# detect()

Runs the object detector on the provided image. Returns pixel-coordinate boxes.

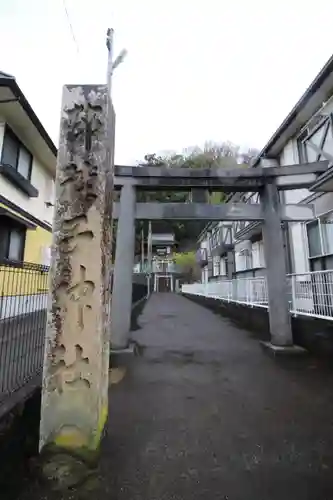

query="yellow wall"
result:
[24,226,52,265]
[0,212,52,297]
[0,264,49,297]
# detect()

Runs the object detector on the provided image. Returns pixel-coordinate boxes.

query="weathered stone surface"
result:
[41,453,92,490]
[113,161,328,191]
[39,85,114,462]
[112,201,315,221]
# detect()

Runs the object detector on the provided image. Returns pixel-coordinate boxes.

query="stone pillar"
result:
[110,183,136,350]
[260,181,293,346]
[190,188,208,202]
[39,85,114,475]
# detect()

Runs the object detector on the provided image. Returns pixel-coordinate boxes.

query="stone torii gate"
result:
[111,161,328,353]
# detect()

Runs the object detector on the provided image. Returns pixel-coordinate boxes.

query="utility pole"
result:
[106,28,114,95]
[106,27,127,99]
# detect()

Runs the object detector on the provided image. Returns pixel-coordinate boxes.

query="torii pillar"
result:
[260,178,305,354]
[110,182,136,350]
[39,84,114,482]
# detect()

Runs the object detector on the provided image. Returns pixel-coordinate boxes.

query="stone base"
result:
[110,343,137,367]
[110,344,136,354]
[39,446,99,491]
[260,341,308,357]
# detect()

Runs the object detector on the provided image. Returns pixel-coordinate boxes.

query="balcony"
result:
[210,226,233,257]
[233,192,261,241]
[234,220,262,241]
[196,248,208,267]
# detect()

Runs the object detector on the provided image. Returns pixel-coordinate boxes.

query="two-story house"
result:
[0,71,57,318]
[0,71,56,265]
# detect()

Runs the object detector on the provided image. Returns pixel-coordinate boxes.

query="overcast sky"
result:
[0,0,332,164]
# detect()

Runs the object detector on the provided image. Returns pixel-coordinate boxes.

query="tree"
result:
[240,148,260,166]
[134,141,258,254]
[173,251,200,282]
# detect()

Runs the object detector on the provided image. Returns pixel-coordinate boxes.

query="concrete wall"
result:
[132,281,149,304]
[288,222,309,274]
[233,268,266,279]
[183,294,333,358]
[279,139,310,275]
[313,192,333,216]
[0,388,41,498]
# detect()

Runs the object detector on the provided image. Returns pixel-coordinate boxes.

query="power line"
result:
[62,0,80,57]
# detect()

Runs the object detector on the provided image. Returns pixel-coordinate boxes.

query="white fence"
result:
[182,270,333,321]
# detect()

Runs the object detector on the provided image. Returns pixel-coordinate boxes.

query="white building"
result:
[198,53,333,286]
[0,70,56,266]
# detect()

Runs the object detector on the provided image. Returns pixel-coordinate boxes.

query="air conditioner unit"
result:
[237,240,252,252]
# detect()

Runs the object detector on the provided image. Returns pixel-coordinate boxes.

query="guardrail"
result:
[0,260,49,416]
[288,270,333,320]
[182,270,333,321]
[133,263,183,274]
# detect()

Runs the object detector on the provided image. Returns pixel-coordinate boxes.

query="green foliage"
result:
[134,142,258,252]
[142,141,258,170]
[173,251,200,282]
[173,251,196,267]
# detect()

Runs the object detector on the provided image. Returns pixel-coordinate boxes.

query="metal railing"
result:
[133,262,183,274]
[0,261,49,412]
[182,277,268,308]
[182,269,333,320]
[288,270,333,320]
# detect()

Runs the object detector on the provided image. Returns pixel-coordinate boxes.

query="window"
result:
[210,226,223,250]
[213,256,220,276]
[0,218,26,262]
[220,257,227,276]
[297,114,333,165]
[1,126,32,180]
[45,178,55,207]
[322,212,333,254]
[306,211,333,258]
[235,249,252,271]
[307,221,321,257]
[252,241,265,268]
[18,146,32,178]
